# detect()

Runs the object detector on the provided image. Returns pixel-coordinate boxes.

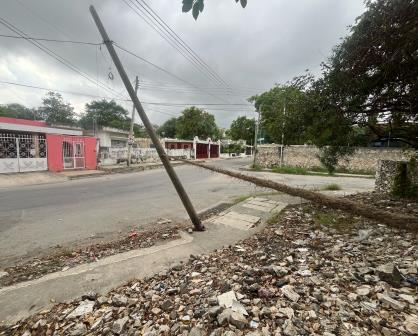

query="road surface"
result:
[0,158,374,266]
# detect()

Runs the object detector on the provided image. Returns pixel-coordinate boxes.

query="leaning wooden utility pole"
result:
[89,5,204,231]
[127,75,139,167]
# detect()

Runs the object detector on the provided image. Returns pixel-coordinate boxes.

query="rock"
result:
[258,287,274,298]
[279,307,294,319]
[281,285,300,302]
[377,293,406,311]
[260,306,272,318]
[151,307,162,315]
[161,299,174,311]
[189,327,205,336]
[191,272,201,278]
[217,290,237,308]
[71,323,87,336]
[356,285,371,296]
[376,263,402,286]
[112,294,128,307]
[404,314,418,334]
[81,291,98,301]
[208,305,223,317]
[282,319,297,336]
[356,229,373,242]
[66,300,95,319]
[218,308,232,326]
[229,311,248,329]
[399,293,415,304]
[112,316,129,334]
[231,299,248,316]
[297,269,312,277]
[0,271,8,279]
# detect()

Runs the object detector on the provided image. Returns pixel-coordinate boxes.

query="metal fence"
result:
[62,136,85,169]
[0,133,47,173]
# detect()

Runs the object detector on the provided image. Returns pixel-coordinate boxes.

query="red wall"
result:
[84,137,97,170]
[210,144,219,158]
[196,143,209,159]
[46,135,97,172]
[0,117,47,127]
[46,134,64,172]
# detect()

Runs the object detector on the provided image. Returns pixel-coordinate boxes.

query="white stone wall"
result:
[257,145,416,173]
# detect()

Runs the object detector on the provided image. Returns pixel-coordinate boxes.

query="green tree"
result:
[320,0,418,147]
[250,76,312,145]
[227,116,255,145]
[157,117,177,138]
[182,0,247,20]
[80,99,129,129]
[79,99,144,137]
[0,103,39,120]
[175,106,219,140]
[38,92,76,125]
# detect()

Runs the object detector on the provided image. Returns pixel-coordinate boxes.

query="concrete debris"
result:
[1,192,418,336]
[217,290,237,308]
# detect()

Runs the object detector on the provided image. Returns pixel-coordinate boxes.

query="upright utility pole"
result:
[252,106,260,167]
[280,102,286,167]
[89,6,204,231]
[127,75,139,166]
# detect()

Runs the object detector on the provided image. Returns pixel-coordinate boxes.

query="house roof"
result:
[0,117,82,136]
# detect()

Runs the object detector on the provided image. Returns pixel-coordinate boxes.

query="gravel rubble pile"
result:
[1,194,418,335]
[0,222,182,288]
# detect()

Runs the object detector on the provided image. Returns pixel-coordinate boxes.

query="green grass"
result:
[314,211,356,233]
[322,183,342,191]
[271,165,309,175]
[250,164,262,171]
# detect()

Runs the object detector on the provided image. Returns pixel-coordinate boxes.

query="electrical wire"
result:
[0,33,103,45]
[0,17,124,100]
[134,0,230,89]
[114,43,232,104]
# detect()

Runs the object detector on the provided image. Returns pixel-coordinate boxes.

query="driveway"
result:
[0,158,374,266]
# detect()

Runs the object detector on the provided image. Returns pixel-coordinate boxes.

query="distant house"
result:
[162,137,220,159]
[0,117,97,173]
[84,126,131,165]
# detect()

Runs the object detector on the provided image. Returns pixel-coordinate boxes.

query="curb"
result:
[69,162,186,180]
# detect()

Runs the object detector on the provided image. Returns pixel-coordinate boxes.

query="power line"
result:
[0,80,129,101]
[123,0,227,89]
[0,17,123,100]
[0,80,254,109]
[0,33,103,45]
[135,0,230,89]
[114,43,230,103]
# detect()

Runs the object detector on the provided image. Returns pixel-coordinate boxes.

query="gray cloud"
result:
[0,0,365,127]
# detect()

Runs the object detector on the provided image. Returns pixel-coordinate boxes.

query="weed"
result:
[322,183,342,191]
[271,166,308,175]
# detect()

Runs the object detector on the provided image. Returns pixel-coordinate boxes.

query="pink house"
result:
[0,117,97,173]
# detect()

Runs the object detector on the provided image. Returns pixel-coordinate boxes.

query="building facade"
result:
[0,117,97,173]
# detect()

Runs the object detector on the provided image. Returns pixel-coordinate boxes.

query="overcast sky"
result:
[0,0,366,128]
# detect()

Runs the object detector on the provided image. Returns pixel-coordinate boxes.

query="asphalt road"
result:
[0,158,374,266]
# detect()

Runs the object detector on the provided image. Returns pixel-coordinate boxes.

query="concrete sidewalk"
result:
[98,161,184,174]
[0,194,299,324]
[0,161,184,188]
[0,172,68,189]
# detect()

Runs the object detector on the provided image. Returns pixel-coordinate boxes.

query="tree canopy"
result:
[0,103,40,120]
[227,116,255,145]
[157,117,177,138]
[176,106,219,140]
[250,0,418,171]
[79,100,145,137]
[182,0,247,19]
[38,92,76,125]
